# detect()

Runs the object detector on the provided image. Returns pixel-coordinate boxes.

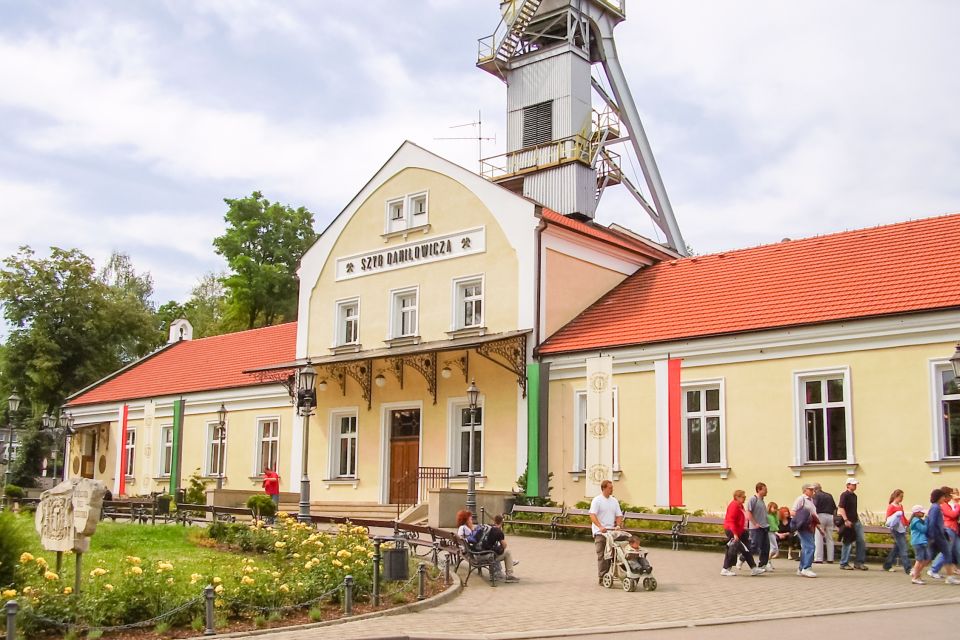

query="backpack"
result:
[467,524,494,552]
[789,507,810,533]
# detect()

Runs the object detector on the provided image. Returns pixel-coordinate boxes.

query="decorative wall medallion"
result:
[587,464,610,484]
[72,457,80,474]
[144,445,151,458]
[589,372,609,393]
[588,418,609,439]
[98,455,107,474]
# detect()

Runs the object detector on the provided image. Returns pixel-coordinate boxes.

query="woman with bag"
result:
[882,489,911,574]
[720,489,764,576]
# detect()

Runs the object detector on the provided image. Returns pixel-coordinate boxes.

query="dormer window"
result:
[384,191,429,235]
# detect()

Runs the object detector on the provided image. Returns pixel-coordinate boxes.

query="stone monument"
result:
[35,478,106,553]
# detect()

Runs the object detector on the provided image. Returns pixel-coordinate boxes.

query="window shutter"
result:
[522,101,553,147]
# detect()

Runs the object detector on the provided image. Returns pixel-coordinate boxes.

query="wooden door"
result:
[388,409,420,504]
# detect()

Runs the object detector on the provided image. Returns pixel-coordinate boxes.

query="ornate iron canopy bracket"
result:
[396,352,438,405]
[475,334,528,397]
[325,360,373,410]
[387,357,405,389]
[248,369,298,404]
[442,352,469,383]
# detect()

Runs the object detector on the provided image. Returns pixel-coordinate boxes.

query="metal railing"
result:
[394,466,450,519]
[480,134,591,181]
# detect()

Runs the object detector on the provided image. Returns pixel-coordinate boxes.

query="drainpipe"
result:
[533,208,547,351]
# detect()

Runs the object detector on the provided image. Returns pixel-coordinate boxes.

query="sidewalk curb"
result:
[194,572,463,639]
[381,595,960,640]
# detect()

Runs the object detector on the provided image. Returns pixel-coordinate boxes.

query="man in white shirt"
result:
[589,479,624,584]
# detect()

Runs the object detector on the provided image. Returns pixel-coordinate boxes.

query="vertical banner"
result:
[117,405,129,496]
[584,355,614,497]
[655,358,684,507]
[525,362,551,498]
[169,398,185,496]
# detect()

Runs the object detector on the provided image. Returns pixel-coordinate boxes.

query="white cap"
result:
[846,478,859,485]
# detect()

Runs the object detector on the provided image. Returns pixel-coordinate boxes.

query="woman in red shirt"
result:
[721,489,764,576]
[882,489,911,574]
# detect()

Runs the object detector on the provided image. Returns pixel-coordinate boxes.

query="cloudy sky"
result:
[2,0,958,306]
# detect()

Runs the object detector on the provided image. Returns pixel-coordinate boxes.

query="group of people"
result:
[455,509,520,583]
[721,479,960,585]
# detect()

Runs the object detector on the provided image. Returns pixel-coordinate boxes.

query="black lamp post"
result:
[465,379,480,523]
[216,403,227,491]
[296,363,318,524]
[4,392,22,488]
[950,343,960,380]
[41,409,75,483]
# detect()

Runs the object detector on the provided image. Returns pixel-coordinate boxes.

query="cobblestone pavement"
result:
[262,535,960,640]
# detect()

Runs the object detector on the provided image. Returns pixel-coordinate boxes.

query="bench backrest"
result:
[563,508,591,517]
[623,511,684,524]
[510,505,563,516]
[684,515,724,526]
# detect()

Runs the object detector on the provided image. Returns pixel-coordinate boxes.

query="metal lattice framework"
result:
[475,333,528,397]
[247,368,298,403]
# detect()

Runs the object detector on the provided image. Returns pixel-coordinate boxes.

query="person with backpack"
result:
[468,515,519,583]
[791,482,821,578]
[882,489,911,574]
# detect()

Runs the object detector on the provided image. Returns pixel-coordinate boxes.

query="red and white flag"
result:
[655,358,683,507]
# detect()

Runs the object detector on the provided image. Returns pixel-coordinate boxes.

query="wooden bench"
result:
[456,536,501,586]
[174,503,254,525]
[503,504,564,538]
[552,507,594,538]
[676,515,727,546]
[861,524,895,554]
[622,511,686,550]
[102,500,155,523]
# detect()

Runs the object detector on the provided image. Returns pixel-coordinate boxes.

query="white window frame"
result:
[448,396,485,477]
[329,408,359,479]
[572,387,620,472]
[159,424,173,477]
[205,421,227,477]
[407,191,428,226]
[334,297,360,346]
[793,367,854,465]
[0,431,20,464]
[255,417,281,476]
[930,360,960,461]
[124,429,136,477]
[680,379,727,469]
[451,274,484,330]
[389,286,419,339]
[385,197,405,234]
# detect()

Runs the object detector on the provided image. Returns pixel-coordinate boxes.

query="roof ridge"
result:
[670,211,960,263]
[182,321,297,344]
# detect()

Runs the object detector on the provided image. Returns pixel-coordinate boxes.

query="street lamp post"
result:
[41,409,75,483]
[465,379,480,523]
[950,343,960,380]
[4,393,22,488]
[216,403,227,491]
[296,363,318,524]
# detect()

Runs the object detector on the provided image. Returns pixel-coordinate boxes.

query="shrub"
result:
[246,495,277,519]
[3,484,25,499]
[0,511,32,587]
[514,466,555,507]
[184,470,209,505]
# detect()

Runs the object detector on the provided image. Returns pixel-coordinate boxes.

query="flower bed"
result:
[2,513,448,638]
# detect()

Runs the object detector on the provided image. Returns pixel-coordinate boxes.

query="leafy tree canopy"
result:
[213,191,317,330]
[157,271,228,339]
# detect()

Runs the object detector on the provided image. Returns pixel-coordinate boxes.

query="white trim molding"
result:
[792,366,854,469]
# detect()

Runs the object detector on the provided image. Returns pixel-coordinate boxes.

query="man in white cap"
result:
[838,478,868,570]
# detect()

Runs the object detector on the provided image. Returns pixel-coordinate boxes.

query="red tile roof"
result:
[540,208,677,259]
[67,322,297,406]
[539,213,960,355]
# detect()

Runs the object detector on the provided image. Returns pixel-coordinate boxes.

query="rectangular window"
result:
[454,278,483,329]
[385,192,429,234]
[454,404,483,475]
[207,423,226,476]
[335,298,359,346]
[160,425,173,476]
[938,366,960,458]
[682,385,723,467]
[797,370,851,463]
[124,430,136,476]
[523,101,553,147]
[391,288,419,338]
[572,388,620,472]
[331,411,358,478]
[408,192,428,221]
[257,419,280,475]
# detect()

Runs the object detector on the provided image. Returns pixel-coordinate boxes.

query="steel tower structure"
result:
[478,0,687,255]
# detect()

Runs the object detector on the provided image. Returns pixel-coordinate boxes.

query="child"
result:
[625,535,652,575]
[767,502,781,568]
[777,506,797,560]
[909,504,929,585]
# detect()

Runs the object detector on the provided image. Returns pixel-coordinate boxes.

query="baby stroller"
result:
[600,531,658,592]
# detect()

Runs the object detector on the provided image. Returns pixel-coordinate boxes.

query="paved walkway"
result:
[261,536,960,639]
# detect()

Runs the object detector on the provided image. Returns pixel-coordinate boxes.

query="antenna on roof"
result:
[434,110,496,173]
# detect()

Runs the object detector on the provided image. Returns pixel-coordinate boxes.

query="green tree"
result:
[157,271,228,339]
[213,191,317,330]
[0,247,161,482]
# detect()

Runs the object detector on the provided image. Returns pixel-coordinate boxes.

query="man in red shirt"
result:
[262,467,280,509]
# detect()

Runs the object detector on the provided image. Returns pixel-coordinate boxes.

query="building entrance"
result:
[388,408,420,505]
